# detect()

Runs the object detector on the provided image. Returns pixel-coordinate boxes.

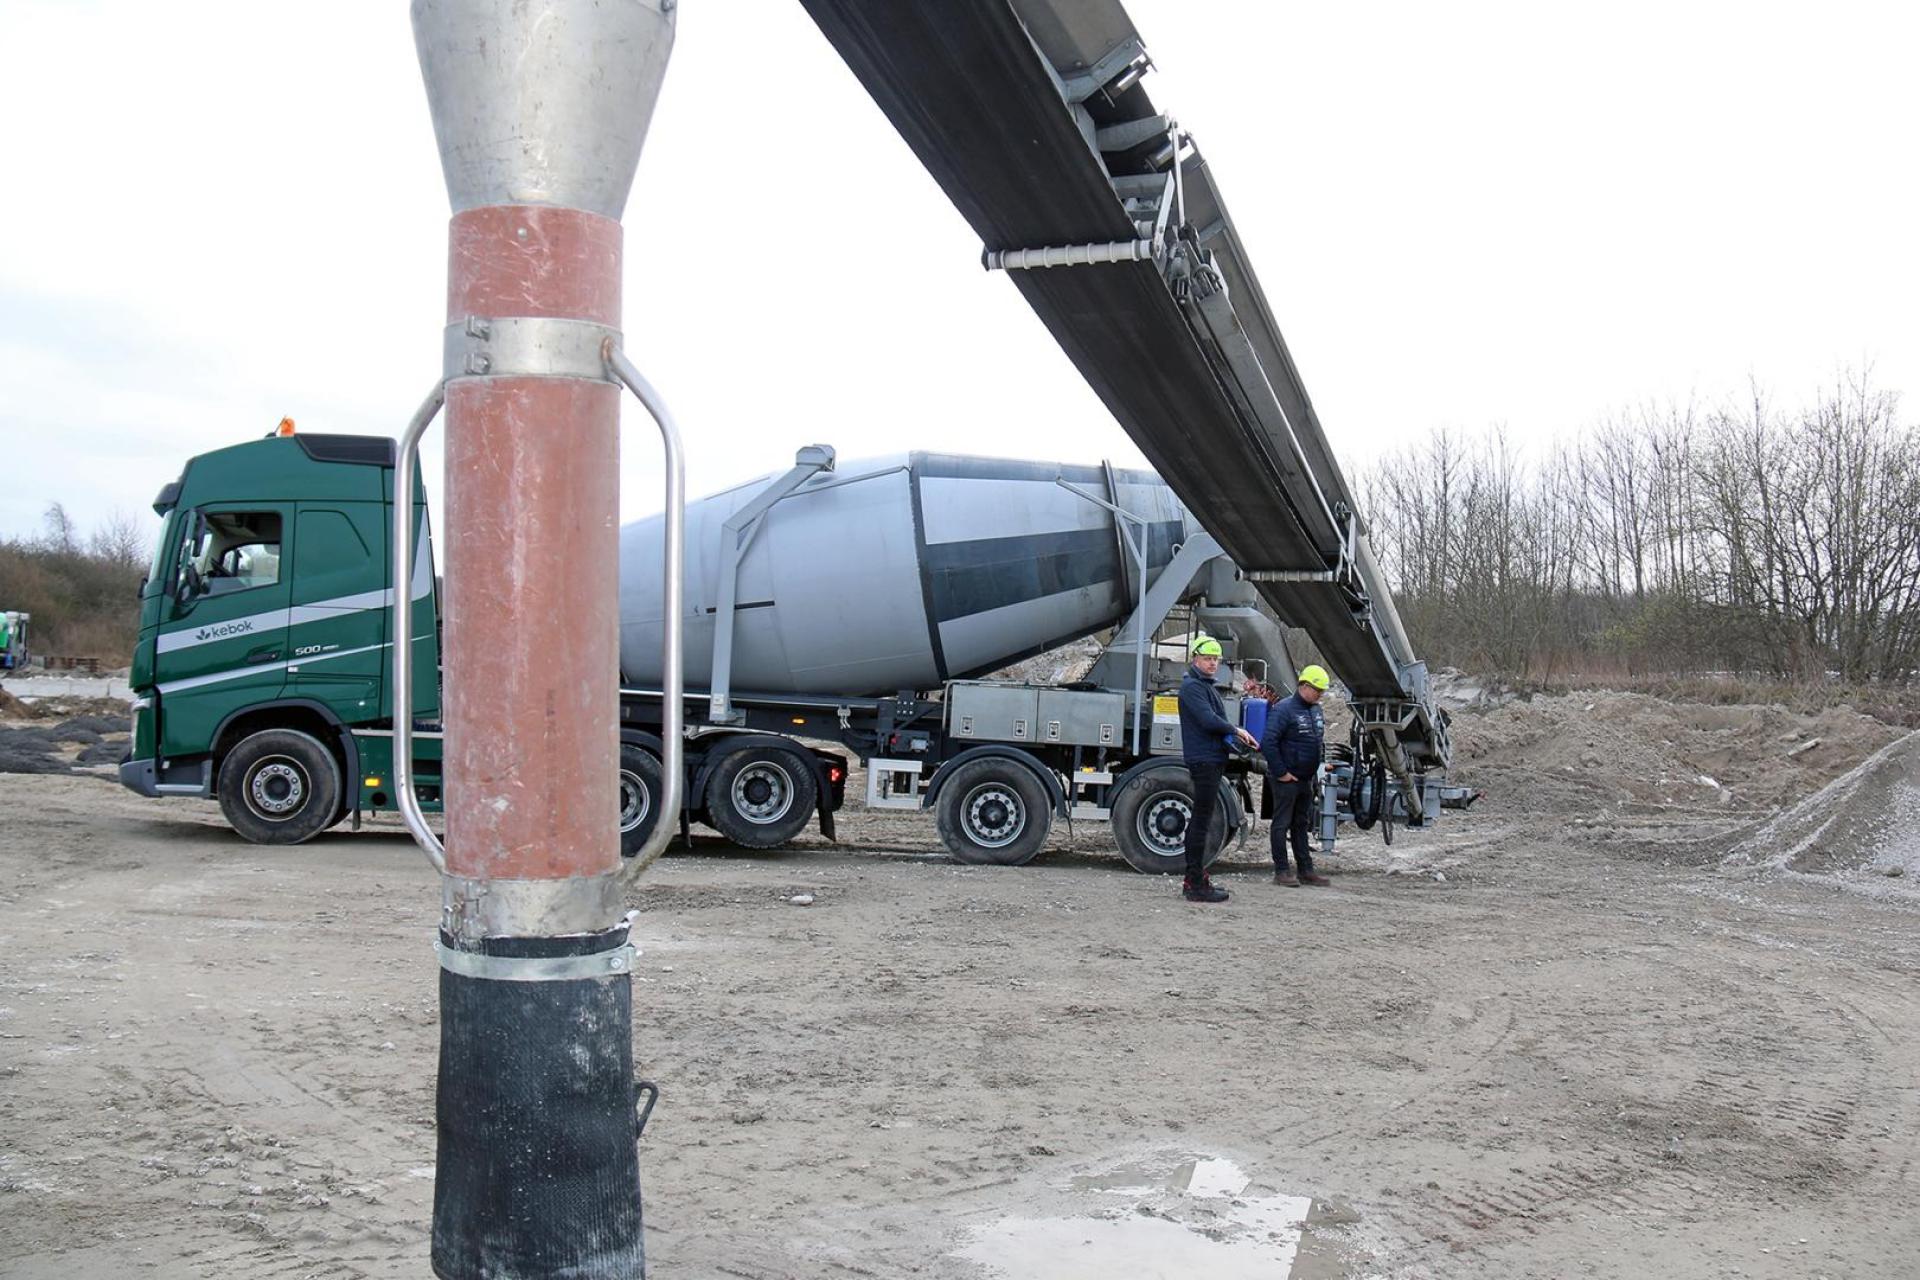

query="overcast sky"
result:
[1,1,1914,545]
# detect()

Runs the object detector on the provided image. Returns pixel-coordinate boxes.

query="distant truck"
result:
[0,611,27,670]
[120,428,1460,870]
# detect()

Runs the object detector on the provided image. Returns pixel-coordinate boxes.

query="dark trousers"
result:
[1269,777,1316,876]
[1184,761,1224,881]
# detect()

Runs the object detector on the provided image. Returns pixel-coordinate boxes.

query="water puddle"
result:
[955,1154,1359,1279]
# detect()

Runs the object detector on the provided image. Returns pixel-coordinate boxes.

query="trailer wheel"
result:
[216,728,342,846]
[1110,763,1233,875]
[618,743,664,859]
[934,757,1052,866]
[705,745,817,849]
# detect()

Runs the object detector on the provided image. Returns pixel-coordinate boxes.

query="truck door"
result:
[284,504,388,721]
[154,505,294,760]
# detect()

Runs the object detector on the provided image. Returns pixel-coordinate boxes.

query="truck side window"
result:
[199,512,283,596]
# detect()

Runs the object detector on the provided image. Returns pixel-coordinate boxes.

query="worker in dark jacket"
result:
[1262,664,1333,886]
[1177,636,1258,904]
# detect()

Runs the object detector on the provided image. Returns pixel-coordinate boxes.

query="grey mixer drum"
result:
[617,452,1200,695]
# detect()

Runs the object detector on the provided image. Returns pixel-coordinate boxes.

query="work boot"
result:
[1300,873,1333,887]
[1182,875,1230,904]
[1272,871,1299,886]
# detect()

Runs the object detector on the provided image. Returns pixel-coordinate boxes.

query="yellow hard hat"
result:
[1298,663,1331,690]
[1191,635,1223,657]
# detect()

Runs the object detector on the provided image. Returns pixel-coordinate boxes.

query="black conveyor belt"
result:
[797,0,1429,721]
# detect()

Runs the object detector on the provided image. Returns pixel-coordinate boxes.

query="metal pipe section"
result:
[412,1,674,1276]
[1126,521,1147,756]
[390,381,447,875]
[983,239,1158,270]
[704,445,834,727]
[1351,529,1421,674]
[607,346,685,885]
[1171,129,1187,228]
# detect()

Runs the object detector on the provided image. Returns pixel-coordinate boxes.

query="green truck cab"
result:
[122,431,443,842]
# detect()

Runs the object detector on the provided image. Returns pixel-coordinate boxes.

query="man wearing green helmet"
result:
[1176,634,1258,904]
[1262,663,1333,886]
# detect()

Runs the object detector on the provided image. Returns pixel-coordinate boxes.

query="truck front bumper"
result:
[118,755,212,798]
[119,755,158,797]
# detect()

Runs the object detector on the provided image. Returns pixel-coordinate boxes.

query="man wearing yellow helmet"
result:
[1261,663,1333,887]
[1176,635,1258,904]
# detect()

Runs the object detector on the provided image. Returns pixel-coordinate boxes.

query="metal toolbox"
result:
[1036,688,1125,747]
[1149,689,1243,755]
[947,682,1040,743]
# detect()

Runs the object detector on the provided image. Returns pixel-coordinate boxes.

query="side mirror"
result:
[174,562,205,612]
[171,509,209,613]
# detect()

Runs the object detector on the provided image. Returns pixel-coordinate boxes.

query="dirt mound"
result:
[51,714,130,737]
[990,636,1106,685]
[1723,731,1920,897]
[1429,666,1520,712]
[0,710,133,775]
[22,695,130,721]
[75,740,130,767]
[1447,690,1905,817]
[0,742,69,774]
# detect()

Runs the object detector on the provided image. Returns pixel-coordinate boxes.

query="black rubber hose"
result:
[1352,753,1386,830]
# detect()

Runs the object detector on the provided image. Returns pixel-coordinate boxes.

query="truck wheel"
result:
[216,729,342,846]
[1110,763,1233,875]
[618,743,664,859]
[934,757,1052,866]
[704,745,817,849]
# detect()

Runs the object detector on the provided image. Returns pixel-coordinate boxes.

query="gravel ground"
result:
[2,749,1918,1278]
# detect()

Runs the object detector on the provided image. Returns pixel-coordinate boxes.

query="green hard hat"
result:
[1191,635,1223,658]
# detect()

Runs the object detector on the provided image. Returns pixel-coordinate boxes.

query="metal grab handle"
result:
[633,1079,660,1138]
[605,341,685,884]
[393,381,449,875]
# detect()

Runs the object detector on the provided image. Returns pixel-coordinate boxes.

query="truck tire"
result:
[618,743,664,859]
[216,728,342,846]
[704,745,817,849]
[934,757,1052,866]
[1110,763,1233,876]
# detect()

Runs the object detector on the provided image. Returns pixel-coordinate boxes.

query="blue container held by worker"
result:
[1242,696,1268,743]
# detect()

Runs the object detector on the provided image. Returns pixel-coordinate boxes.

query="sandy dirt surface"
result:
[4,697,1920,1278]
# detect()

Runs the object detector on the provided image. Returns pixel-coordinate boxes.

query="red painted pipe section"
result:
[442,204,622,883]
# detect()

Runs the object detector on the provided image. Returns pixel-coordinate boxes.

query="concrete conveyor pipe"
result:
[411,0,674,1275]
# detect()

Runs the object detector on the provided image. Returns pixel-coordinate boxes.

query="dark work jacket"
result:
[1262,691,1325,780]
[1177,664,1235,765]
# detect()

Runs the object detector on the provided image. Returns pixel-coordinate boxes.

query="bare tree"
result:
[1356,374,1920,684]
[40,502,78,554]
[87,510,149,572]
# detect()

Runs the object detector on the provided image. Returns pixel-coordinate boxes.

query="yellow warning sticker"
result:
[1152,694,1180,724]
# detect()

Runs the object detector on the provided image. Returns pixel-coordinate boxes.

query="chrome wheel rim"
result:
[961,781,1026,849]
[619,768,651,832]
[1139,789,1191,855]
[731,760,796,826]
[246,756,307,821]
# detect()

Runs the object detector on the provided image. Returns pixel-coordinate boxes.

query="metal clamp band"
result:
[444,315,622,382]
[436,939,636,983]
[441,872,626,946]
